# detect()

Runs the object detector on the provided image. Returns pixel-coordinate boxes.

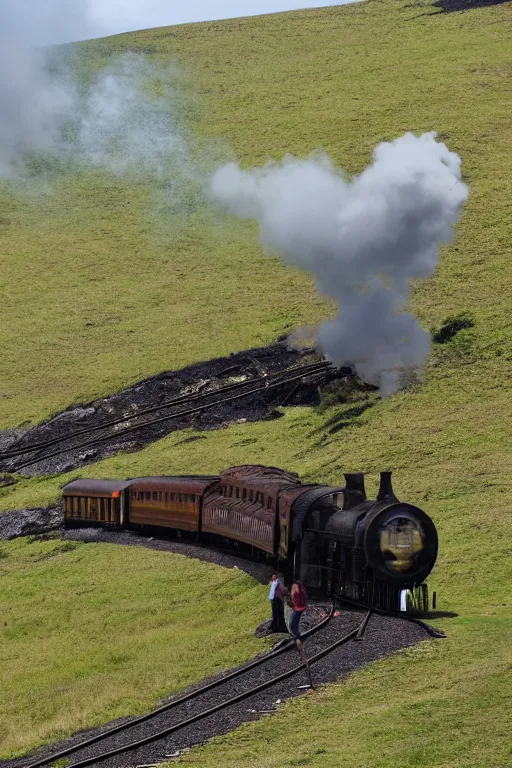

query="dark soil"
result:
[2,607,434,768]
[0,342,356,478]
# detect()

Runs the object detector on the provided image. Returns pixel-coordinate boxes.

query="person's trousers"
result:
[288,608,304,639]
[271,598,286,632]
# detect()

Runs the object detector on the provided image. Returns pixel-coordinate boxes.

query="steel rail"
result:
[23,603,334,768]
[12,364,333,472]
[61,610,371,768]
[1,361,331,465]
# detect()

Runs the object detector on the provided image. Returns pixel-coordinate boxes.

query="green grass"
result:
[1,0,512,765]
[0,535,269,758]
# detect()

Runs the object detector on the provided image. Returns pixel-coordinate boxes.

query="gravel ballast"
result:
[63,527,276,584]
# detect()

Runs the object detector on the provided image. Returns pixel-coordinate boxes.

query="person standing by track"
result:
[268,574,287,633]
[288,581,308,640]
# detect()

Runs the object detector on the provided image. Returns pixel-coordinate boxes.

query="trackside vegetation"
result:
[0,0,511,765]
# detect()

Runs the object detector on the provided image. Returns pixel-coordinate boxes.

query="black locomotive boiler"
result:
[63,465,438,613]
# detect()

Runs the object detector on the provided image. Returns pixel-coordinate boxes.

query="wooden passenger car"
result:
[128,476,218,532]
[202,466,301,556]
[63,479,132,527]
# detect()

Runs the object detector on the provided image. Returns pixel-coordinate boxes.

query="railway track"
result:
[11,604,383,768]
[0,360,335,473]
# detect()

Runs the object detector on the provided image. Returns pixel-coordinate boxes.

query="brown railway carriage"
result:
[128,476,218,532]
[200,466,345,562]
[62,467,347,559]
[63,479,132,527]
[201,465,301,555]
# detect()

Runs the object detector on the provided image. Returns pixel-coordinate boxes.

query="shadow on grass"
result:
[421,610,459,619]
[433,0,510,11]
[322,400,376,435]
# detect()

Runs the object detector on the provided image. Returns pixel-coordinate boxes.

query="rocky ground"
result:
[0,506,63,540]
[433,0,508,10]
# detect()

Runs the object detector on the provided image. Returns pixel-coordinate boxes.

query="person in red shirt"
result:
[288,581,307,639]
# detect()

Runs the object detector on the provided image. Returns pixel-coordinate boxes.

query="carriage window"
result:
[90,498,98,519]
[236,487,240,499]
[242,489,247,499]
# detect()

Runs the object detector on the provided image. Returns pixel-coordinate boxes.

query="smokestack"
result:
[343,472,367,510]
[377,471,398,502]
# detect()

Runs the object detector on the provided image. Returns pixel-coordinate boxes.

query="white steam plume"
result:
[0,1,100,177]
[210,132,469,394]
[76,54,185,176]
[0,3,183,180]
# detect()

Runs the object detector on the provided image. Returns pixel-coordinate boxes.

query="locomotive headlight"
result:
[364,503,438,586]
[379,517,424,573]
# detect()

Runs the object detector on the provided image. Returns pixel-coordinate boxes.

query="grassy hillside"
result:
[0,536,269,758]
[1,0,512,765]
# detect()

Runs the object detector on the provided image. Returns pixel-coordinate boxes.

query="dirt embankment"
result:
[0,342,357,478]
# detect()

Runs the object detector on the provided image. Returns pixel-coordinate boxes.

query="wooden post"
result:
[295,639,313,689]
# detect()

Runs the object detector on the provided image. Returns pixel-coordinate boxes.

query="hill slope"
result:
[1,0,511,765]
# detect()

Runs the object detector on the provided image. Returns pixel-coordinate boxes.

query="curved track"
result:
[0,360,333,473]
[4,605,438,768]
[18,603,336,768]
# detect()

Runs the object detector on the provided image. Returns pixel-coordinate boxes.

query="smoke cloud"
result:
[0,1,97,177]
[75,54,185,176]
[210,132,469,394]
[0,2,183,180]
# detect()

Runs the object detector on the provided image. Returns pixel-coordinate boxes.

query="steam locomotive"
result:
[62,465,438,613]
